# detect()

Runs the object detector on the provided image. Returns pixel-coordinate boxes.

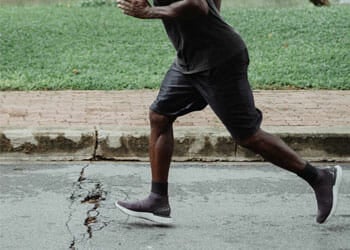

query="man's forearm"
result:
[117,0,208,20]
[147,0,209,19]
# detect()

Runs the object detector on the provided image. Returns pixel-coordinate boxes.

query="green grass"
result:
[0,0,75,5]
[0,5,349,90]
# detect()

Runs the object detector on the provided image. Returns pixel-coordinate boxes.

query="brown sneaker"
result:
[312,165,342,224]
[115,192,173,225]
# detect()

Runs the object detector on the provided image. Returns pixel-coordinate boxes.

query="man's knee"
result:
[149,110,174,131]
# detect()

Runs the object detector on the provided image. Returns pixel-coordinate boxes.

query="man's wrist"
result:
[146,6,155,18]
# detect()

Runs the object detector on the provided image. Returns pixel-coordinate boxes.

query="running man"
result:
[115,0,342,225]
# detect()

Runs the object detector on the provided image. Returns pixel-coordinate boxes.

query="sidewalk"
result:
[0,90,350,161]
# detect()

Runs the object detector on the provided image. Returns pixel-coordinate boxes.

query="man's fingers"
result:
[118,4,131,12]
[118,0,133,5]
[117,0,133,9]
[116,0,150,18]
[117,2,136,16]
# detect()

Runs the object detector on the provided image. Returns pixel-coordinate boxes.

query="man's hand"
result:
[309,0,330,6]
[117,0,152,19]
[117,0,208,20]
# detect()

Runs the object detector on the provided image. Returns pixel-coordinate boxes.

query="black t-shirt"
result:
[153,0,246,74]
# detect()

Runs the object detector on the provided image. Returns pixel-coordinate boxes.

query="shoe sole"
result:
[325,165,343,223]
[115,201,173,225]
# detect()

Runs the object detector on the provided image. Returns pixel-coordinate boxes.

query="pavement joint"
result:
[92,129,99,160]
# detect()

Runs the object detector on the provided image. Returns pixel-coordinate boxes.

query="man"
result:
[115,0,342,225]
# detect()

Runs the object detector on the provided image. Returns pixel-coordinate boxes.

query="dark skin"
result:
[116,0,329,18]
[117,0,307,183]
[117,0,209,19]
[147,112,306,182]
[309,0,330,6]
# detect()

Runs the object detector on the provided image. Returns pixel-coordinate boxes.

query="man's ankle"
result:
[151,181,168,196]
[297,163,322,186]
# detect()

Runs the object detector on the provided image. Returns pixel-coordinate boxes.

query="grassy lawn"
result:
[0,3,349,90]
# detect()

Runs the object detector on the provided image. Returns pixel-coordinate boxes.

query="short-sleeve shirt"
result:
[153,0,246,74]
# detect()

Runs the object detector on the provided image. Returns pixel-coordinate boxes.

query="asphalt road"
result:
[0,162,349,250]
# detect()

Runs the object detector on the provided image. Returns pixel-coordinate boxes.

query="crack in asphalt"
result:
[66,164,89,249]
[81,183,107,239]
[66,163,109,249]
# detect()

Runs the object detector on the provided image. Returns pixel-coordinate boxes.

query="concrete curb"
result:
[0,128,96,161]
[1,126,350,162]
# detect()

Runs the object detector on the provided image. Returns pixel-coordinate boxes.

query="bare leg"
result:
[236,128,343,223]
[236,128,306,173]
[116,118,342,225]
[149,110,174,182]
[115,111,174,225]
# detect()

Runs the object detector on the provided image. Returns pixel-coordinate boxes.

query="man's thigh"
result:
[150,64,208,117]
[195,50,262,140]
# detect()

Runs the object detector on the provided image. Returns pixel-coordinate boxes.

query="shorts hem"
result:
[149,104,178,119]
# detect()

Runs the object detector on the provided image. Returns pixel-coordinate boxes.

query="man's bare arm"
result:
[117,0,209,19]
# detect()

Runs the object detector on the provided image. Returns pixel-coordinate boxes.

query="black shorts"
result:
[150,49,262,140]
